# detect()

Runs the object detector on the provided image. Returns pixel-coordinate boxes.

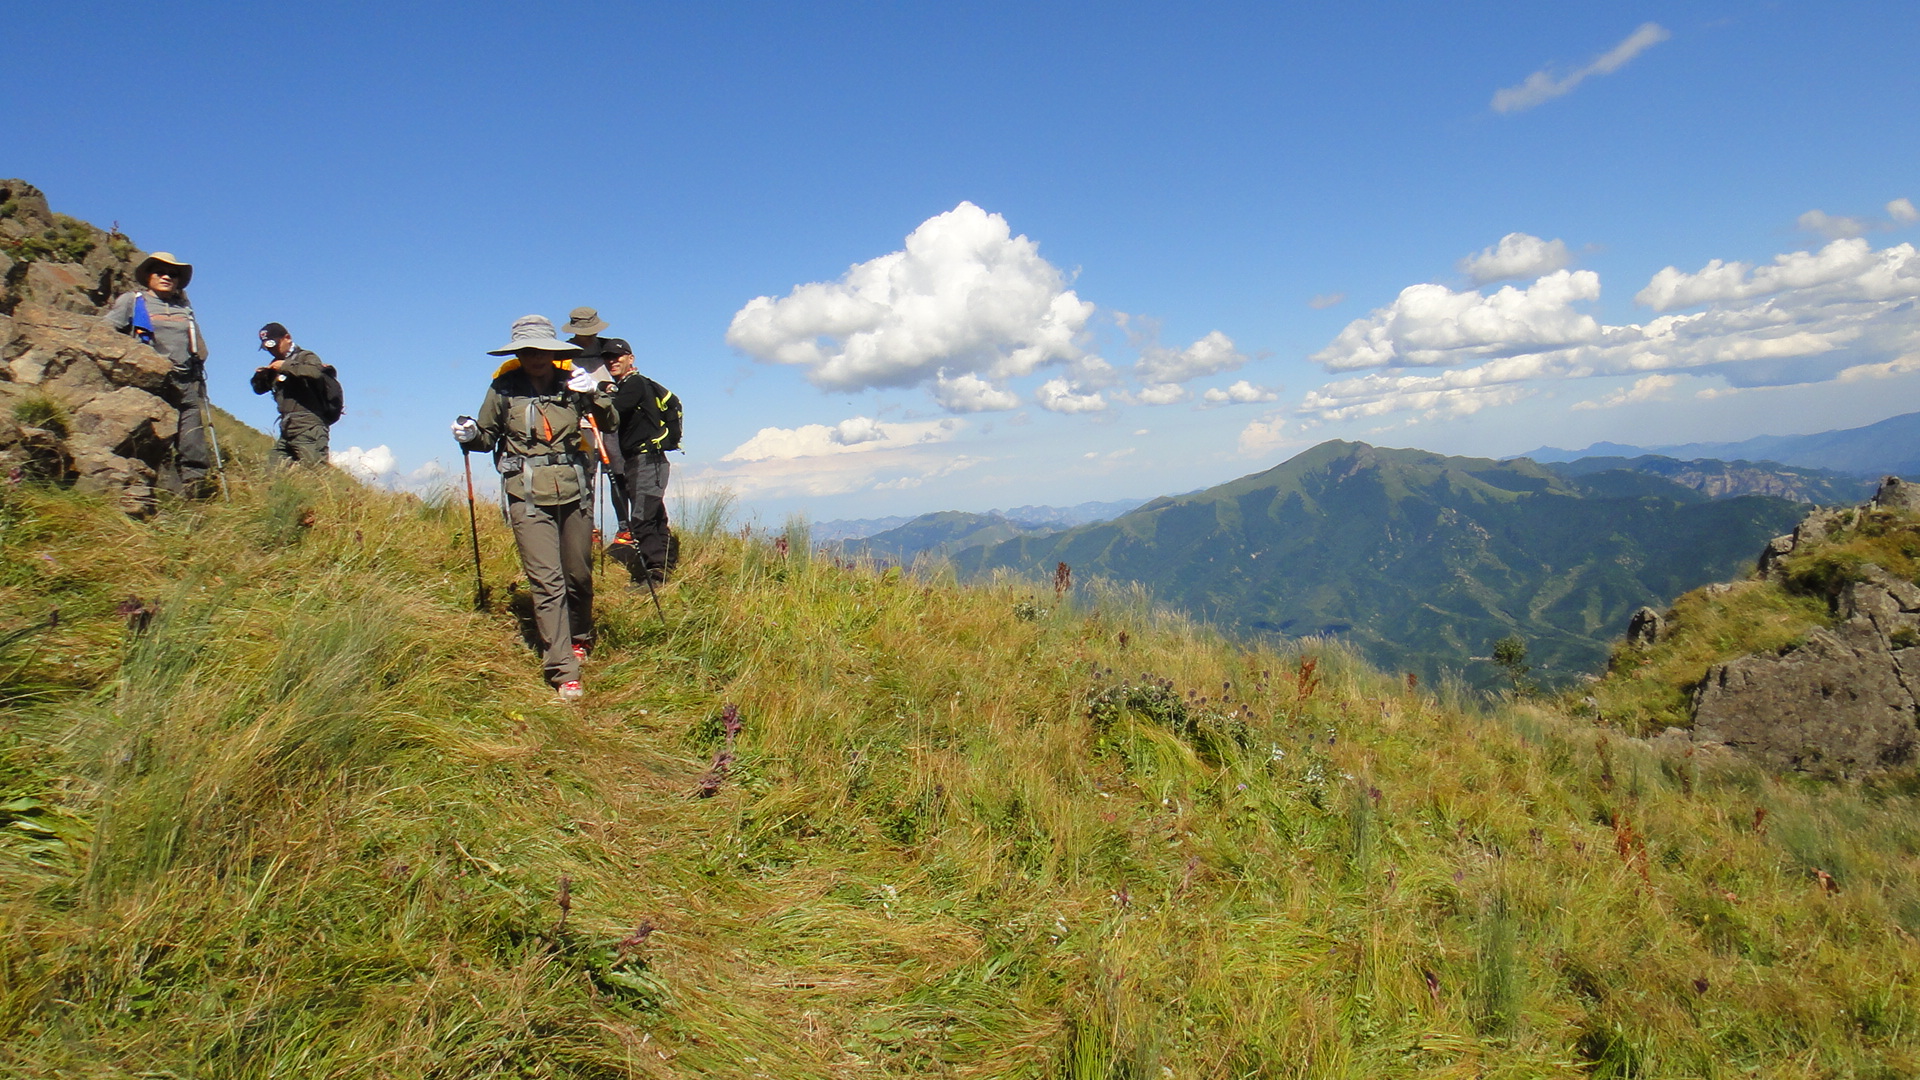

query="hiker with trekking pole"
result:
[452,315,615,702]
[102,252,219,498]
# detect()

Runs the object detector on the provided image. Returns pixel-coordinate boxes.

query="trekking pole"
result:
[203,397,231,502]
[583,416,611,575]
[461,450,489,610]
[636,553,666,623]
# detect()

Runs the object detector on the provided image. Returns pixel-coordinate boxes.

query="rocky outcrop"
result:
[1673,478,1920,778]
[1,179,178,515]
[1625,606,1664,648]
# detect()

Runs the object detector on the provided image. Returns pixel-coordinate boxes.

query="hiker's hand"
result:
[451,416,480,443]
[566,368,597,394]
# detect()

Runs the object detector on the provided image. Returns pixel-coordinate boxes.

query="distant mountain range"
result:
[1519,410,1920,476]
[948,442,1808,687]
[814,498,1143,542]
[1541,455,1873,505]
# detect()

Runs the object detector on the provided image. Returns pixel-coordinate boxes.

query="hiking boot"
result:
[609,530,635,548]
[557,680,584,702]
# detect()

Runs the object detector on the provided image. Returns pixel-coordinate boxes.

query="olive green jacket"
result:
[459,369,616,506]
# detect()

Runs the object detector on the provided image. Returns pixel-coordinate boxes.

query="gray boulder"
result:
[1687,510,1920,777]
[1,179,185,516]
[1873,475,1920,513]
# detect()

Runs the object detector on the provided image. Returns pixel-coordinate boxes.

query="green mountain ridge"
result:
[954,440,1810,685]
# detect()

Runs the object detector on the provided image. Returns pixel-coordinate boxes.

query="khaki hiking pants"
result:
[508,497,595,687]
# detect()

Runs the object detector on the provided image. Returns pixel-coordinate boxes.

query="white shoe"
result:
[557,680,584,702]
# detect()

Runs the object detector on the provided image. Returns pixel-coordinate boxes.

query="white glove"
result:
[566,368,598,394]
[451,416,480,443]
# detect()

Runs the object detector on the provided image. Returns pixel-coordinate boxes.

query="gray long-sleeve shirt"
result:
[102,289,207,373]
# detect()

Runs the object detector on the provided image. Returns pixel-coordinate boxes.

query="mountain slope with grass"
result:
[952,441,1808,688]
[4,426,1920,1077]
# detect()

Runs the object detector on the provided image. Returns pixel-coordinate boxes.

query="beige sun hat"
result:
[486,314,585,356]
[563,306,608,336]
[134,251,193,287]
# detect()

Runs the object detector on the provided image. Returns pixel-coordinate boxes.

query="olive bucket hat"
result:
[134,251,193,287]
[563,306,608,336]
[486,314,584,356]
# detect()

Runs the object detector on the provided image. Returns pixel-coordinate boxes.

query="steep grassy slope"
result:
[3,439,1920,1077]
[954,441,1807,687]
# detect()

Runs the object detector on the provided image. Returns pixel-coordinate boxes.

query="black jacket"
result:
[249,346,333,420]
[611,373,681,456]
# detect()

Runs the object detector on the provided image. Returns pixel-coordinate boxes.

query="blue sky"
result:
[12,1,1918,522]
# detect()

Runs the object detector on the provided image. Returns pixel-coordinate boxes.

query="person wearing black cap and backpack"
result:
[250,322,343,465]
[603,337,682,582]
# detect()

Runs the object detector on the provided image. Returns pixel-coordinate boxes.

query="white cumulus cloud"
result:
[1891,198,1920,227]
[1798,209,1874,241]
[931,371,1021,412]
[1203,380,1280,405]
[1311,270,1604,372]
[1492,23,1671,114]
[1296,236,1920,424]
[722,416,962,463]
[1035,378,1107,414]
[1134,330,1248,384]
[1837,353,1920,382]
[1635,238,1914,311]
[1459,233,1572,285]
[331,444,396,481]
[1571,373,1680,411]
[725,202,1094,407]
[1129,383,1191,406]
[1237,414,1293,457]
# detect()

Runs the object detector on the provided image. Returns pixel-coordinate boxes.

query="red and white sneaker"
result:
[572,643,589,661]
[557,680,584,702]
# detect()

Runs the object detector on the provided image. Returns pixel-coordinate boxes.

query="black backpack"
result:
[630,376,681,451]
[319,364,345,424]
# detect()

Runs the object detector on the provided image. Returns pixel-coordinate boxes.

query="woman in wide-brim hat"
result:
[102,251,213,496]
[453,315,617,701]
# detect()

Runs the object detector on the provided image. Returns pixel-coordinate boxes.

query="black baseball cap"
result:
[601,337,633,358]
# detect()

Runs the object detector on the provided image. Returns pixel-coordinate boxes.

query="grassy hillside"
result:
[4,434,1920,1077]
[954,441,1807,688]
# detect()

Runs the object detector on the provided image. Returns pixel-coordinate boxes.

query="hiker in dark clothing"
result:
[250,322,338,465]
[605,338,681,582]
[453,315,616,701]
[562,306,627,528]
[102,252,212,495]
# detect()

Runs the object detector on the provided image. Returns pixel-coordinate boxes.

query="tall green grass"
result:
[0,460,1917,1077]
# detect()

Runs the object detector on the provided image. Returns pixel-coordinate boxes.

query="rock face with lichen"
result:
[1681,478,1920,778]
[1,179,180,515]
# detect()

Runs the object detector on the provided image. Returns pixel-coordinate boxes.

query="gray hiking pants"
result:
[172,370,212,487]
[507,497,595,686]
[621,453,672,575]
[274,411,331,466]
